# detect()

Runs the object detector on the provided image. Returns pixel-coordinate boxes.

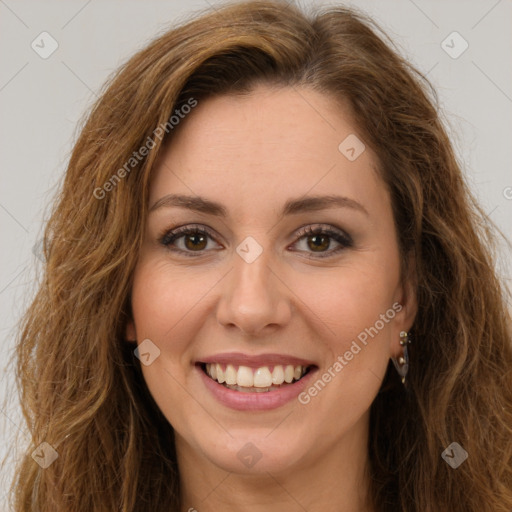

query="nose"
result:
[215,248,292,337]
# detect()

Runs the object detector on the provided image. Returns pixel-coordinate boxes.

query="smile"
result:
[196,352,318,410]
[202,363,311,392]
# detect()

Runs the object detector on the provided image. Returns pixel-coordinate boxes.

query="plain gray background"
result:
[1,0,511,505]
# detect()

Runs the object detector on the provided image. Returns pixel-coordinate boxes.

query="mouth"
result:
[199,362,314,393]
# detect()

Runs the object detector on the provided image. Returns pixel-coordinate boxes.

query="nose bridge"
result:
[215,241,291,335]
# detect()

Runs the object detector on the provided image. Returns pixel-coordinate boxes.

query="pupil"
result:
[309,234,329,251]
[186,233,207,250]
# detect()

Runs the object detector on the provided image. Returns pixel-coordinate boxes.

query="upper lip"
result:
[198,352,317,368]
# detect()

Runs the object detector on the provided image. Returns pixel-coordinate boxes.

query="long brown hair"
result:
[5,1,512,510]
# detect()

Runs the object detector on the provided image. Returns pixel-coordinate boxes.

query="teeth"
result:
[205,363,308,389]
[216,364,225,384]
[284,365,294,383]
[225,364,237,385]
[272,365,284,385]
[237,366,253,387]
[253,367,272,387]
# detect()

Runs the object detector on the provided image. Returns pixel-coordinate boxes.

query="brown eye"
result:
[307,234,331,252]
[160,225,221,256]
[184,232,208,251]
[291,225,353,259]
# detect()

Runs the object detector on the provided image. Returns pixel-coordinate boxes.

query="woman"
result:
[6,1,512,510]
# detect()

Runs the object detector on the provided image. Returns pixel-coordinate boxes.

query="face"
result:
[126,85,416,476]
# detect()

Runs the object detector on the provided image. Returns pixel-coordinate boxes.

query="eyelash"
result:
[158,223,353,259]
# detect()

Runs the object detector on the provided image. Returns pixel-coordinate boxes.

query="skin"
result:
[126,85,417,512]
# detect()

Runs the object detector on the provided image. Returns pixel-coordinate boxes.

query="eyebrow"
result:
[149,193,369,217]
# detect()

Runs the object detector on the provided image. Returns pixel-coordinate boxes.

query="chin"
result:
[196,427,310,475]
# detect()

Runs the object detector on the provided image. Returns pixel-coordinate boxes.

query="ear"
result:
[391,250,418,357]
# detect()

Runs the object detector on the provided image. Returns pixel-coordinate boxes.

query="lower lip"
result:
[198,365,317,411]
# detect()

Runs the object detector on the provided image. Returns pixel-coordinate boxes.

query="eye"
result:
[159,224,221,257]
[290,224,353,258]
[158,223,353,258]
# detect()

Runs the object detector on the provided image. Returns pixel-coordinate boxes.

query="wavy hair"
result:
[5,1,512,510]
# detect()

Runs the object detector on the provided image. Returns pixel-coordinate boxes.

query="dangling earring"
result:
[392,331,411,384]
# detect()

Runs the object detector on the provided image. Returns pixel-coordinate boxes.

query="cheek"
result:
[128,262,205,418]
[129,260,217,346]
[294,260,398,343]
[291,258,400,412]
[295,270,397,411]
[129,260,210,427]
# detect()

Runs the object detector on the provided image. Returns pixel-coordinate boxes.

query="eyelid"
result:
[158,223,353,258]
[158,224,222,256]
[289,224,353,259]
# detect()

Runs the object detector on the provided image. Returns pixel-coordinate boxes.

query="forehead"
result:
[149,86,386,220]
